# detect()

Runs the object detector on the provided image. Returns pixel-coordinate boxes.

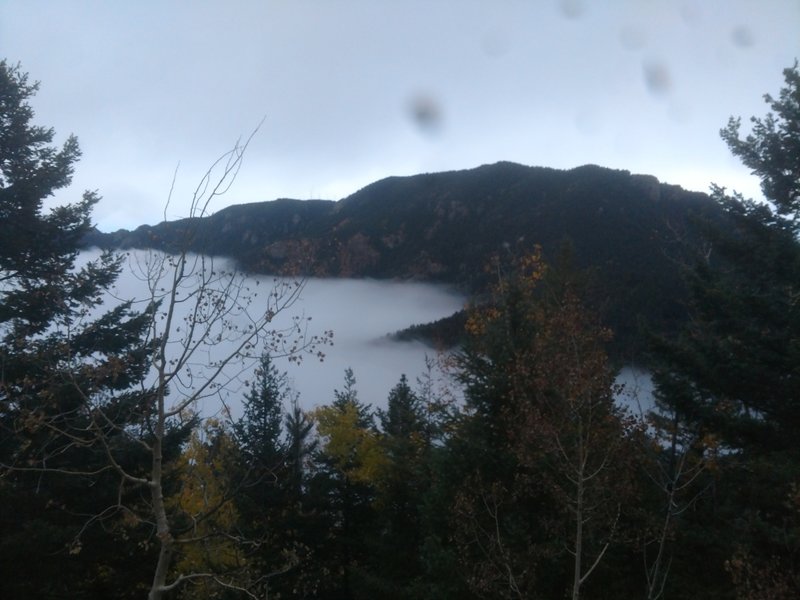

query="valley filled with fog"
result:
[84,249,465,418]
[81,249,655,420]
[255,277,466,414]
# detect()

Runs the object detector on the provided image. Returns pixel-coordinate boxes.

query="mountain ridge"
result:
[84,161,727,355]
[88,162,710,276]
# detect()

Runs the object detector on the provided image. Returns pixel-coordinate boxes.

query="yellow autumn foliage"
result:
[311,403,389,484]
[465,247,547,338]
[168,421,245,580]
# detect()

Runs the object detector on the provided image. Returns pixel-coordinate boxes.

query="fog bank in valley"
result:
[267,277,466,413]
[84,249,654,421]
[89,250,466,419]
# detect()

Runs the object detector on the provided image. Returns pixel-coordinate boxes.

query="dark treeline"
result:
[1,59,798,599]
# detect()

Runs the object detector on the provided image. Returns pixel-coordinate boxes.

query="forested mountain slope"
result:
[85,162,727,355]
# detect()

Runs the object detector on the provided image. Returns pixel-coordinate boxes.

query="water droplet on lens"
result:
[732,26,754,48]
[643,61,672,96]
[408,93,443,135]
[559,0,585,19]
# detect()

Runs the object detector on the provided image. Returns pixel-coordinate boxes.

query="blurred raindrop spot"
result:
[408,94,443,135]
[643,61,672,96]
[559,0,585,20]
[731,25,754,48]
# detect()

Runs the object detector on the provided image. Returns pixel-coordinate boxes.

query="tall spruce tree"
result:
[234,353,289,473]
[0,61,330,599]
[361,375,433,599]
[309,369,383,599]
[279,397,328,597]
[231,353,299,596]
[0,60,156,598]
[284,396,317,502]
[651,62,800,598]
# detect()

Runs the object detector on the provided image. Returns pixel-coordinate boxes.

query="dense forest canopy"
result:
[1,58,799,599]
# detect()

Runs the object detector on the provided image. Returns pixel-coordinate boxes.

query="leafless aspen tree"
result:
[4,128,331,599]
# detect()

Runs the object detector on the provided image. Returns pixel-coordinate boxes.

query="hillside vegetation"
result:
[86,162,727,357]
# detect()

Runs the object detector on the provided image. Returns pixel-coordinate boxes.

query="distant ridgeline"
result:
[84,162,728,359]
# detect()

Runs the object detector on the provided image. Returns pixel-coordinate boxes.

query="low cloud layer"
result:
[86,250,465,419]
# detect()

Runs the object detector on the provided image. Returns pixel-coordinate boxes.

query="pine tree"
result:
[0,61,329,599]
[358,375,432,598]
[234,353,290,473]
[277,397,328,597]
[230,354,306,596]
[0,60,156,598]
[332,367,374,428]
[651,62,800,597]
[720,61,800,224]
[379,374,424,438]
[309,369,383,598]
[284,396,317,503]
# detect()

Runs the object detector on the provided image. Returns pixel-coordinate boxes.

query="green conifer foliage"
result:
[721,61,800,223]
[651,62,800,598]
[0,60,155,598]
[234,353,290,471]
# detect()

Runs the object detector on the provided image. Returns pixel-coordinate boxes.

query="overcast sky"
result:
[2,1,799,231]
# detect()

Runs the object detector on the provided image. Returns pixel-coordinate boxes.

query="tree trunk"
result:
[572,458,584,600]
[148,418,172,600]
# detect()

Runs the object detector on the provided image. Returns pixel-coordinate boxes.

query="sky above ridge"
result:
[2,0,799,231]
